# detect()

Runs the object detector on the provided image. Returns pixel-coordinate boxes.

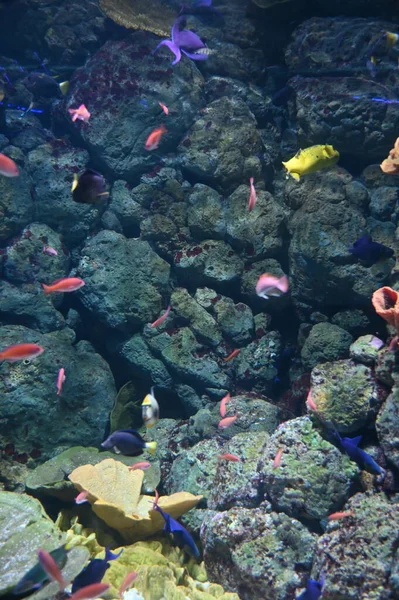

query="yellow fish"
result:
[142,387,160,428]
[386,31,399,48]
[282,144,339,181]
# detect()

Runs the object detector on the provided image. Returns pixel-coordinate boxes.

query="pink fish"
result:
[56,367,65,396]
[42,277,85,295]
[273,447,284,469]
[75,490,90,504]
[145,124,167,151]
[248,177,257,211]
[42,246,58,256]
[306,390,318,411]
[0,343,44,362]
[37,549,67,591]
[69,583,110,600]
[119,571,137,598]
[151,305,171,328]
[220,392,231,418]
[255,273,289,299]
[223,349,240,362]
[128,461,151,471]
[218,415,237,429]
[218,453,240,462]
[327,510,354,521]
[159,102,169,115]
[0,153,19,177]
[68,104,91,123]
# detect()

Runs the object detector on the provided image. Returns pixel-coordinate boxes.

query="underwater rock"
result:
[288,169,395,307]
[0,280,66,333]
[64,32,205,181]
[331,309,370,336]
[174,239,244,292]
[349,334,385,366]
[201,505,316,600]
[26,142,105,248]
[3,222,69,285]
[26,446,161,501]
[376,386,399,470]
[301,322,353,370]
[225,184,286,259]
[0,491,65,595]
[369,187,399,222]
[310,359,385,433]
[235,330,282,393]
[170,287,222,347]
[0,325,116,459]
[0,157,33,244]
[187,184,226,240]
[204,76,269,126]
[312,492,399,598]
[258,417,358,520]
[213,296,254,346]
[108,180,149,236]
[116,333,174,389]
[77,230,170,332]
[178,97,263,193]
[200,41,264,82]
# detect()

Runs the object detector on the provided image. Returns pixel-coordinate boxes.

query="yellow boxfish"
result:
[282,144,340,181]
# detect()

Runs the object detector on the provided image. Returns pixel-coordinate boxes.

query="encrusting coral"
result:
[380,137,399,175]
[99,0,175,38]
[69,458,202,542]
[372,287,399,332]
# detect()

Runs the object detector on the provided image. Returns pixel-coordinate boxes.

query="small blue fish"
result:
[71,547,123,593]
[101,428,157,456]
[13,546,68,595]
[334,432,384,475]
[153,504,200,558]
[297,578,323,600]
[348,234,394,266]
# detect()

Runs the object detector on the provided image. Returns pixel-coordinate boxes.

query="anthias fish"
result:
[37,549,67,591]
[256,273,289,299]
[282,144,339,181]
[68,103,90,123]
[72,169,108,204]
[0,152,19,177]
[0,342,44,362]
[42,277,85,294]
[101,428,157,456]
[145,124,167,150]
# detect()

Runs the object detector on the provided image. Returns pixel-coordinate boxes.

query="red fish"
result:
[75,490,90,504]
[218,453,240,462]
[0,153,19,177]
[159,102,169,115]
[68,104,91,123]
[151,305,171,328]
[56,367,65,396]
[145,124,167,151]
[42,246,58,256]
[128,461,151,471]
[218,415,237,429]
[119,571,137,598]
[306,390,318,411]
[69,583,110,600]
[42,277,85,295]
[0,343,44,362]
[220,392,231,418]
[223,349,240,362]
[273,447,284,469]
[248,177,257,211]
[37,549,67,591]
[327,510,354,521]
[256,273,289,299]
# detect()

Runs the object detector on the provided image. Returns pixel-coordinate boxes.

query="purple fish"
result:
[153,17,209,65]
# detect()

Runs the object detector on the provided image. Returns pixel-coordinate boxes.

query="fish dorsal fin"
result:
[346,435,362,447]
[71,173,79,192]
[294,149,302,158]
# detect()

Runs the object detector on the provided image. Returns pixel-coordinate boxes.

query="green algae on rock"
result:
[301,322,353,371]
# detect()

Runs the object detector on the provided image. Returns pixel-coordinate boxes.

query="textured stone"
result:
[301,323,353,370]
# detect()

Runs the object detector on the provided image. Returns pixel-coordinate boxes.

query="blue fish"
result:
[334,433,384,475]
[13,546,68,595]
[348,234,394,266]
[101,428,157,456]
[153,504,200,558]
[297,578,323,600]
[71,547,123,593]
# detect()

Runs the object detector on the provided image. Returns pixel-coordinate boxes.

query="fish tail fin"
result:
[249,176,254,185]
[146,441,157,455]
[290,172,300,182]
[41,283,51,295]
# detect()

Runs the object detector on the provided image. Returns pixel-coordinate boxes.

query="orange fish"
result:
[306,390,318,411]
[223,349,240,362]
[273,447,284,469]
[0,153,19,177]
[37,549,67,592]
[220,392,231,418]
[145,124,167,151]
[68,104,91,123]
[248,177,257,211]
[42,277,85,295]
[218,415,237,429]
[0,342,44,362]
[159,102,169,115]
[69,583,110,600]
[151,305,171,328]
[128,461,151,471]
[327,510,354,521]
[119,571,137,598]
[218,453,241,462]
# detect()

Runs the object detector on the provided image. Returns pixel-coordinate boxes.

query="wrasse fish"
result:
[218,415,237,429]
[42,277,85,294]
[68,103,90,123]
[0,152,19,177]
[145,124,167,150]
[248,177,257,211]
[0,342,44,362]
[220,392,231,417]
[282,144,339,181]
[142,387,160,428]
[256,273,289,299]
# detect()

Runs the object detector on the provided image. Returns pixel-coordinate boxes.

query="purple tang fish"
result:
[153,17,209,65]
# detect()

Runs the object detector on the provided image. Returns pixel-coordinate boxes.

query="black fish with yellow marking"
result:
[72,169,109,204]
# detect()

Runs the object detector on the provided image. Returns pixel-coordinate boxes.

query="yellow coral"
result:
[99,0,175,38]
[69,458,202,542]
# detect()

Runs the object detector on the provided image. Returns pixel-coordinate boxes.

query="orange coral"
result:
[380,138,399,174]
[372,287,399,331]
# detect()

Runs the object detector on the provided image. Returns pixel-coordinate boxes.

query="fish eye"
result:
[23,359,31,365]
